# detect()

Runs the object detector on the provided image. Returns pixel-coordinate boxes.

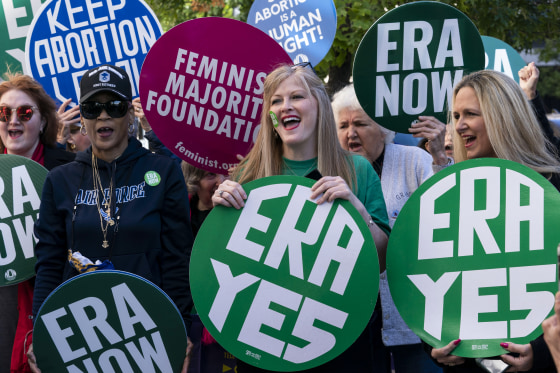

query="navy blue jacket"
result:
[33,138,194,328]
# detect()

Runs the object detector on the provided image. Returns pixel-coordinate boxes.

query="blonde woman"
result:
[213,63,391,372]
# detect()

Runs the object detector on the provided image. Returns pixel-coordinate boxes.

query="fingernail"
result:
[454,339,461,345]
[500,343,508,348]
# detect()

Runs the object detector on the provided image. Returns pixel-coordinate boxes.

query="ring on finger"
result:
[218,190,224,197]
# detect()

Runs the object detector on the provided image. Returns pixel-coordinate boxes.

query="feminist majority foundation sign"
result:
[140,18,292,175]
[353,1,484,133]
[247,0,337,66]
[25,0,162,105]
[482,36,527,84]
[190,176,379,371]
[0,0,46,78]
[387,159,560,357]
[0,155,47,286]
[33,270,188,372]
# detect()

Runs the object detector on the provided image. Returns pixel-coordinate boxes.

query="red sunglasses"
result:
[0,105,39,122]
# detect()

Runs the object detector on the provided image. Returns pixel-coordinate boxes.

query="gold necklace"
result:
[283,159,317,176]
[92,153,114,249]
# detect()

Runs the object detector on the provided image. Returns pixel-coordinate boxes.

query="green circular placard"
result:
[33,270,188,372]
[0,154,48,285]
[482,35,527,84]
[0,0,47,79]
[190,175,379,371]
[387,158,560,358]
[353,1,484,133]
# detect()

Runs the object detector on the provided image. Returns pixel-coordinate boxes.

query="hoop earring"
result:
[128,123,135,135]
[80,125,87,136]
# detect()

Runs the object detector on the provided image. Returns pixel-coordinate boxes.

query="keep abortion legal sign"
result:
[25,0,162,105]
[33,270,188,372]
[0,155,47,286]
[387,158,560,357]
[353,1,485,133]
[140,17,292,175]
[190,176,379,371]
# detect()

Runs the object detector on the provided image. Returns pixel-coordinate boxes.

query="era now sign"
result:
[0,154,48,286]
[33,270,188,372]
[387,158,560,358]
[190,176,379,371]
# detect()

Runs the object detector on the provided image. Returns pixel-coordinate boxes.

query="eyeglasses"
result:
[80,100,129,120]
[0,105,38,122]
[291,61,318,75]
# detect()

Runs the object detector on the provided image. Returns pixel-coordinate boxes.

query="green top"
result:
[282,155,391,237]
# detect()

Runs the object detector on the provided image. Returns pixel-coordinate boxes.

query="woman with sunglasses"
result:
[29,64,195,372]
[0,73,76,373]
[212,63,391,372]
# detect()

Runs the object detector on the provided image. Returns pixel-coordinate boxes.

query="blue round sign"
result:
[25,0,162,106]
[247,0,337,66]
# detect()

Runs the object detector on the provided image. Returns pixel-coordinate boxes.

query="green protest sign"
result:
[387,158,560,358]
[190,175,379,371]
[482,36,527,84]
[0,154,47,285]
[33,270,187,372]
[353,1,484,133]
[0,0,47,78]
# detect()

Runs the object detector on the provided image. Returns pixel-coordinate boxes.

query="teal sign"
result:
[34,270,187,372]
[482,35,527,84]
[190,176,379,371]
[353,1,484,133]
[387,158,560,357]
[0,154,47,285]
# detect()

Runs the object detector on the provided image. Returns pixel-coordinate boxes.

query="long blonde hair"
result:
[452,70,560,174]
[233,64,357,189]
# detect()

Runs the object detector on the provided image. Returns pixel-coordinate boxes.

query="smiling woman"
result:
[212,63,391,372]
[428,69,560,373]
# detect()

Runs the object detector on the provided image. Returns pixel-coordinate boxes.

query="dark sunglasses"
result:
[0,105,38,122]
[80,100,129,120]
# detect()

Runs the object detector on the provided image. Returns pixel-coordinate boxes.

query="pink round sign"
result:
[140,17,292,174]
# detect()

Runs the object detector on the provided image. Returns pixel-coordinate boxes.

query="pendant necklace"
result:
[92,153,114,249]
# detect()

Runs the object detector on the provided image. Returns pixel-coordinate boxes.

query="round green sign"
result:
[190,175,379,371]
[387,158,560,358]
[353,1,484,133]
[482,35,527,84]
[0,0,46,79]
[34,270,188,372]
[0,154,48,286]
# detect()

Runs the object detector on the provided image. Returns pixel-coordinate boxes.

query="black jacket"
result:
[33,138,194,328]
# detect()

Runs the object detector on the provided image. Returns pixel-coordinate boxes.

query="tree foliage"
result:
[145,0,560,107]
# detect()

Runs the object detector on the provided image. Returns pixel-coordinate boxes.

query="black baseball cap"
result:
[79,64,132,103]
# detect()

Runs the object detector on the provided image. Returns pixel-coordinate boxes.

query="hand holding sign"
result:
[193,176,379,371]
